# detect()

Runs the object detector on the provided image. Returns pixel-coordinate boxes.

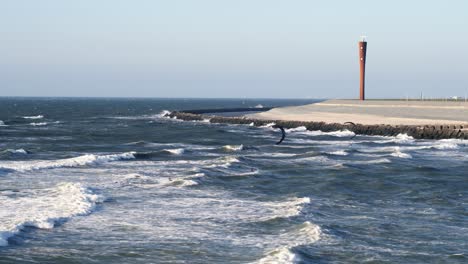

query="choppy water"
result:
[0,98,467,264]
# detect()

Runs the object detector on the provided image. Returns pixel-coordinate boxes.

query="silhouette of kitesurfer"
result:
[272,125,286,145]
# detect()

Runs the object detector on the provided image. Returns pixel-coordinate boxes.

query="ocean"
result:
[0,97,467,264]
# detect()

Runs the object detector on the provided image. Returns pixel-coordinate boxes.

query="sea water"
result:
[0,98,467,263]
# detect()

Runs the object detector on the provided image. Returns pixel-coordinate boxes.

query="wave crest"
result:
[0,152,136,172]
[0,182,103,246]
[222,144,243,152]
[23,115,44,119]
[163,148,185,155]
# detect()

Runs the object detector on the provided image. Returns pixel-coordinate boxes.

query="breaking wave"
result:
[260,123,276,129]
[2,149,28,155]
[0,120,6,126]
[0,152,136,172]
[284,126,355,137]
[23,115,44,119]
[222,144,244,152]
[390,147,413,159]
[285,126,308,133]
[30,122,48,126]
[256,221,321,264]
[162,148,185,155]
[0,182,103,246]
[326,150,348,156]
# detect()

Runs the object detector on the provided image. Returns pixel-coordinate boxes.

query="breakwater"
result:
[168,111,468,140]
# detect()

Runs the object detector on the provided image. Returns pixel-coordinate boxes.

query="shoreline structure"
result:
[169,100,468,140]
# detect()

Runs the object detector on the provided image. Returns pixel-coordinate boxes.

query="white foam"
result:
[30,122,48,126]
[269,197,311,219]
[0,120,6,126]
[294,129,355,137]
[255,104,264,109]
[256,221,321,264]
[377,133,415,144]
[4,149,28,155]
[23,115,44,119]
[156,110,172,118]
[390,147,412,159]
[256,247,298,264]
[327,150,348,156]
[214,156,240,168]
[0,152,136,172]
[0,182,102,246]
[260,122,276,128]
[163,148,185,155]
[222,144,244,152]
[285,126,308,133]
[433,142,459,150]
[346,158,392,165]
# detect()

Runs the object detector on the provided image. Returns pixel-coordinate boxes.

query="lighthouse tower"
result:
[358,36,367,100]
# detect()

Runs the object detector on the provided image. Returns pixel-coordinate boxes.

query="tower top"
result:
[359,36,367,42]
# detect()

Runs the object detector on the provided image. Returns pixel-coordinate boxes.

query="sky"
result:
[0,0,467,99]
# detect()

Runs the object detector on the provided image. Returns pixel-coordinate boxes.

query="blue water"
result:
[0,98,467,263]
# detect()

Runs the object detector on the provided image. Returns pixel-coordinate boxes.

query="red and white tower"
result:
[358,36,367,100]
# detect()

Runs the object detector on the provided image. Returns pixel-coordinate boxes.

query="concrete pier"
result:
[169,100,468,140]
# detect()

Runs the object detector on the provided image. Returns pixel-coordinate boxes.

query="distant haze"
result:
[1,0,467,99]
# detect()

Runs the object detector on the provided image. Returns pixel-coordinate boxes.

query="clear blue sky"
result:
[1,0,467,98]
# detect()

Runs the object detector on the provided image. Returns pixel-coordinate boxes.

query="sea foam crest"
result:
[156,110,172,118]
[390,147,412,159]
[260,122,276,128]
[0,120,6,126]
[269,197,311,219]
[23,115,44,119]
[0,152,136,172]
[285,126,308,133]
[378,133,415,144]
[327,150,348,156]
[256,221,321,264]
[256,247,298,264]
[0,182,103,246]
[307,129,355,137]
[3,149,28,155]
[163,148,185,155]
[30,122,48,126]
[222,144,244,152]
[433,142,459,150]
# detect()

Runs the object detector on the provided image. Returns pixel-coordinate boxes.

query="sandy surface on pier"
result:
[248,100,468,126]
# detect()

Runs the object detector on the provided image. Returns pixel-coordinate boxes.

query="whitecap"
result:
[0,152,136,172]
[260,122,276,128]
[4,149,28,155]
[255,221,321,264]
[222,144,243,152]
[0,182,103,246]
[268,197,311,219]
[294,129,355,137]
[156,110,172,118]
[256,247,298,264]
[30,122,48,126]
[433,142,459,150]
[0,120,7,127]
[163,148,185,155]
[346,158,392,165]
[23,115,44,119]
[326,150,348,156]
[376,133,415,144]
[390,147,412,159]
[285,126,308,133]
